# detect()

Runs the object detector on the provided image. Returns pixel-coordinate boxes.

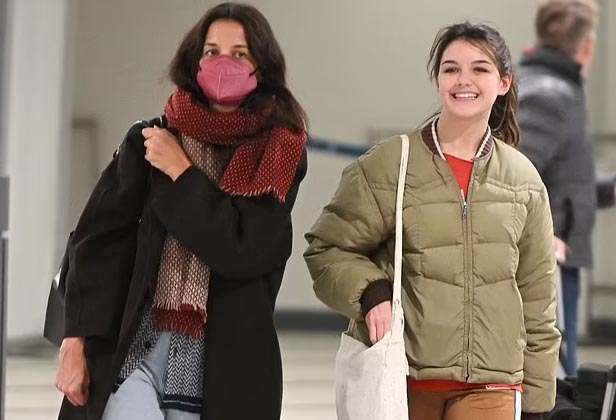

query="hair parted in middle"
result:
[427,22,520,147]
[168,2,307,133]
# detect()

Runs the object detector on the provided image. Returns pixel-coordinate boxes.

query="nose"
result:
[456,70,472,86]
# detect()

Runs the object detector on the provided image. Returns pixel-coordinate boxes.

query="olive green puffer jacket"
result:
[304,127,561,413]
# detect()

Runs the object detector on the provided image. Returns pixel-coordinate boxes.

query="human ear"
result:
[579,33,596,75]
[499,74,512,96]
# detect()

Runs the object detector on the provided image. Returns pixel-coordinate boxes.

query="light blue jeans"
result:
[102,332,201,420]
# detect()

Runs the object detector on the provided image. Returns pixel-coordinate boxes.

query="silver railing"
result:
[0,176,9,420]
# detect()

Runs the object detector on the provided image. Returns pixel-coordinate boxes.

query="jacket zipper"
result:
[462,172,475,382]
[444,160,476,382]
[459,181,474,381]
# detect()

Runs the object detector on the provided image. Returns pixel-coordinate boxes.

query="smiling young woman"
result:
[428,24,519,162]
[435,40,512,155]
[305,22,560,420]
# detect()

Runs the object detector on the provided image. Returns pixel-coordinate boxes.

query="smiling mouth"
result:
[452,92,479,99]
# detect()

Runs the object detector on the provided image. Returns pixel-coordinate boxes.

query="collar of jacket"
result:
[420,120,494,160]
[420,120,495,184]
[519,47,583,85]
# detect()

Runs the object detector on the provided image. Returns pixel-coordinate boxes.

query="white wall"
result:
[69,0,541,312]
[72,0,549,151]
[0,0,9,175]
[2,1,614,340]
[595,0,616,133]
[5,0,75,339]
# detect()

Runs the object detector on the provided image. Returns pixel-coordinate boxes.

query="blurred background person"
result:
[517,0,616,377]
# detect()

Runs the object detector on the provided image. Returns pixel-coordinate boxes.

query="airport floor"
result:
[4,332,616,420]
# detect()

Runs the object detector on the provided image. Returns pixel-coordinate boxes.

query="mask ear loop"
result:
[249,67,259,76]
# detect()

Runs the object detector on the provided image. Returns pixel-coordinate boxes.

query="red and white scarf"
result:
[152,88,306,338]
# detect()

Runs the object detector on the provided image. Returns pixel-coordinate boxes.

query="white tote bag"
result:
[334,135,410,420]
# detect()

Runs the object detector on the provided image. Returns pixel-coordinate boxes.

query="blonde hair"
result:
[536,0,599,56]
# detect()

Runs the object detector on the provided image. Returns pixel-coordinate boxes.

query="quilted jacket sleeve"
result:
[304,159,393,320]
[516,185,561,413]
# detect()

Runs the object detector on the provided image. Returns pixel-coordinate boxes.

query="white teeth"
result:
[454,93,478,99]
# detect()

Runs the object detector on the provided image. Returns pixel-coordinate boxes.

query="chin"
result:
[443,103,489,120]
[445,109,484,120]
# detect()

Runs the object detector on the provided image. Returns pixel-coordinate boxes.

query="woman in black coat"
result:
[55,3,308,419]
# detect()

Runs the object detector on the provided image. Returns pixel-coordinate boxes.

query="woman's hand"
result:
[55,337,90,406]
[142,127,192,181]
[365,300,392,344]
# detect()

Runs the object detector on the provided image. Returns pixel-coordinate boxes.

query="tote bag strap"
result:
[391,135,410,328]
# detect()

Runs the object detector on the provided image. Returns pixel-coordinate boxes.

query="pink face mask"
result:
[196,55,258,107]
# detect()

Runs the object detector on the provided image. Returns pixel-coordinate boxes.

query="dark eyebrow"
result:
[204,42,249,49]
[441,59,494,66]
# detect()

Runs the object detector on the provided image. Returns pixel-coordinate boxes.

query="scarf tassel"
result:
[154,306,207,339]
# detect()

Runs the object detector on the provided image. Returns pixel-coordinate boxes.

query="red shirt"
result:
[444,153,473,198]
[408,153,522,394]
[408,379,523,392]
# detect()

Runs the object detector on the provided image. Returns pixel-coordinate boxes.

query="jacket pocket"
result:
[406,276,464,370]
[471,279,525,375]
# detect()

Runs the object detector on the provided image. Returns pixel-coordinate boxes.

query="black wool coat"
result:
[58,117,307,420]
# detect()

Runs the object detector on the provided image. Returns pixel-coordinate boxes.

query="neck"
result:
[212,102,240,113]
[434,112,490,161]
[573,34,594,78]
[574,55,590,78]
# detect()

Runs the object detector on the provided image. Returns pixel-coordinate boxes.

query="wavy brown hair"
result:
[169,2,307,133]
[427,22,520,147]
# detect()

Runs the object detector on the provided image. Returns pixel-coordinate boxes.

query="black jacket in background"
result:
[58,118,308,420]
[517,47,597,268]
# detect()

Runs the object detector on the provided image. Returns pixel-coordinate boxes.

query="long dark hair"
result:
[168,2,307,133]
[427,22,519,147]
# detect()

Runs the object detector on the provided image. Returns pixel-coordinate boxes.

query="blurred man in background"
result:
[518,0,616,376]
